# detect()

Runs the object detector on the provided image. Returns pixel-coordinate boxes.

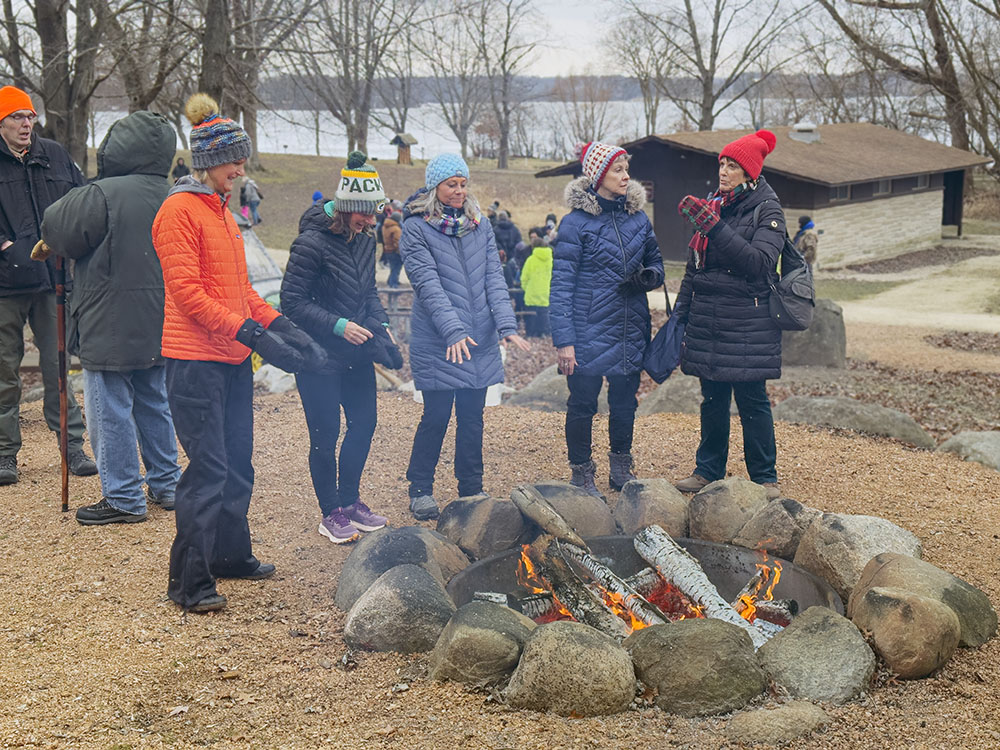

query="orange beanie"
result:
[0,86,35,122]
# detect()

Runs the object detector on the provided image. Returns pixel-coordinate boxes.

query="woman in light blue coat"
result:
[400,153,529,520]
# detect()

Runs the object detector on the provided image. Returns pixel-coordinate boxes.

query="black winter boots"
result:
[608,451,637,491]
[569,460,605,501]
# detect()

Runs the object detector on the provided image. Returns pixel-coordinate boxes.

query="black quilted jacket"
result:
[673,177,784,382]
[280,203,389,373]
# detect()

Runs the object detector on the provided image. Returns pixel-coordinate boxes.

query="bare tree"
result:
[615,15,671,135]
[551,73,616,146]
[371,24,418,135]
[623,0,807,131]
[467,0,537,168]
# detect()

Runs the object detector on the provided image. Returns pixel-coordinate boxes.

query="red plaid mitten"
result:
[677,195,720,235]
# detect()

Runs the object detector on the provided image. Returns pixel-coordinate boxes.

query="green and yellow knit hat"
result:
[332,151,386,215]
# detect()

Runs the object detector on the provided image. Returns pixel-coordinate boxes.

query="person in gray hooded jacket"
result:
[37,111,182,525]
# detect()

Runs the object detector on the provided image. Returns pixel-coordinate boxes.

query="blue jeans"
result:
[565,372,640,465]
[83,367,181,514]
[385,253,403,287]
[695,378,777,484]
[248,200,261,224]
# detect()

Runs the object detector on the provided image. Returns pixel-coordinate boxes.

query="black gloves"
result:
[618,267,662,296]
[268,315,327,370]
[363,327,404,370]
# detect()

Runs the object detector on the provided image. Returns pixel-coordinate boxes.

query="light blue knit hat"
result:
[425,153,470,190]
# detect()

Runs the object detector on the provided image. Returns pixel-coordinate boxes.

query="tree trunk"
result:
[200,0,230,106]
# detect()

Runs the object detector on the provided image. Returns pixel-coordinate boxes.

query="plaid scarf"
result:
[425,206,481,238]
[688,179,757,269]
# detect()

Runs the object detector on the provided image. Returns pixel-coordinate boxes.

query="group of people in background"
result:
[2,78,807,614]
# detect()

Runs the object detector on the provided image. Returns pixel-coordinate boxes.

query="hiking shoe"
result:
[75,498,147,525]
[409,494,439,521]
[762,482,781,500]
[319,511,360,544]
[145,485,175,511]
[0,455,18,485]
[674,473,712,493]
[608,451,637,492]
[569,460,606,501]
[189,593,227,613]
[68,450,98,476]
[345,501,387,532]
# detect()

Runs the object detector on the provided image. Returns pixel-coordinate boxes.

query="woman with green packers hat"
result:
[280,151,403,544]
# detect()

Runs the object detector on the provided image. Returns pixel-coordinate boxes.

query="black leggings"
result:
[295,364,377,515]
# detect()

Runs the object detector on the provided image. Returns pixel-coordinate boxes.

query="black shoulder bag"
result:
[753,201,815,331]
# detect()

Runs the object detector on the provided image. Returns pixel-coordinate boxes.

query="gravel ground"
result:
[3,319,1000,749]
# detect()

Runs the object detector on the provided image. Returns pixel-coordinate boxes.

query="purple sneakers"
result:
[318,511,360,544]
[344,501,388,532]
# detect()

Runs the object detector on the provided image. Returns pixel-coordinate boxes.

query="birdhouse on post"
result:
[390,133,417,165]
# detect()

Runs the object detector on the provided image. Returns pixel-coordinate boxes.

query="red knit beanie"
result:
[0,86,35,123]
[719,129,776,180]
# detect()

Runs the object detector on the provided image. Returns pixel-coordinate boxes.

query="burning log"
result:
[556,541,669,628]
[623,567,662,596]
[473,590,557,619]
[753,599,798,627]
[633,525,768,650]
[510,485,588,549]
[730,569,766,613]
[531,545,629,640]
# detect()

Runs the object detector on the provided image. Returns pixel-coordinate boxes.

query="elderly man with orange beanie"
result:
[0,85,95,485]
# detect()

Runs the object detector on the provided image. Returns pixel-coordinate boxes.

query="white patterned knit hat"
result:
[578,141,628,188]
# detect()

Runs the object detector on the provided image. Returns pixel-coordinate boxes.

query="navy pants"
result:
[695,378,777,484]
[165,358,260,608]
[406,387,487,498]
[295,364,377,516]
[565,372,641,465]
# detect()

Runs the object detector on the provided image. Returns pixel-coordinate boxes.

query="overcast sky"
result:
[529,1,606,76]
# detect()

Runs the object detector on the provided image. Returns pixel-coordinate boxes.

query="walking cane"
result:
[55,254,69,512]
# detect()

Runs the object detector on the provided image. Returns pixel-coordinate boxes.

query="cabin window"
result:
[916,173,930,189]
[830,185,850,202]
[874,179,891,196]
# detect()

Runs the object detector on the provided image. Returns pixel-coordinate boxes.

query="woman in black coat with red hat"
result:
[671,129,785,499]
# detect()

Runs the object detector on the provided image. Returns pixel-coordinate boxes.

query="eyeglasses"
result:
[6,112,37,124]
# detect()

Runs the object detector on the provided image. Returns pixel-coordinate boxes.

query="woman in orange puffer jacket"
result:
[152,94,323,614]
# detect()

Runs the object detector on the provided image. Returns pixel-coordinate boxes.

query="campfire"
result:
[472,486,799,647]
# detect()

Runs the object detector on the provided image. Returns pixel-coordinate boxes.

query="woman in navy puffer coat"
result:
[550,142,663,498]
[672,129,784,498]
[400,153,529,521]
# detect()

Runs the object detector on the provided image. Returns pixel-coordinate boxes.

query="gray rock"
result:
[772,395,935,449]
[253,363,296,394]
[732,498,821,559]
[626,620,766,717]
[848,552,997,648]
[21,385,44,404]
[688,477,769,544]
[436,495,526,560]
[518,481,616,539]
[636,372,704,416]
[335,526,469,610]
[429,601,537,686]
[758,606,876,704]
[938,430,1000,471]
[793,513,922,601]
[851,586,960,679]
[614,478,690,537]
[781,298,846,369]
[343,564,456,653]
[726,701,830,745]
[505,621,635,716]
[505,364,608,413]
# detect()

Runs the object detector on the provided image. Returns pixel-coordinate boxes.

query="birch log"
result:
[536,548,630,640]
[556,542,669,627]
[510,484,588,549]
[633,525,769,649]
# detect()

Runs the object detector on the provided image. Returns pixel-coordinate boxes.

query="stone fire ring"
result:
[446,535,843,615]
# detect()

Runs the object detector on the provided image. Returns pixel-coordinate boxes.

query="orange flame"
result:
[516,546,574,621]
[735,554,783,622]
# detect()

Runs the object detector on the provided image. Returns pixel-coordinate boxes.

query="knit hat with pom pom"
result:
[185,93,252,170]
[577,141,627,188]
[333,150,386,214]
[719,129,776,180]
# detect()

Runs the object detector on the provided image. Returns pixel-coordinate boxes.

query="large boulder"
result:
[772,395,935,449]
[517,481,616,540]
[505,621,635,716]
[614,479,690,537]
[335,526,469,610]
[780,298,846,369]
[343,564,456,653]
[636,373,705,416]
[937,430,1000,472]
[848,552,997,648]
[505,364,608,413]
[793,513,922,601]
[429,601,536,686]
[626,620,767,717]
[732,497,821,558]
[725,701,830,746]
[851,587,961,679]
[436,495,526,560]
[688,478,769,544]
[758,606,876,704]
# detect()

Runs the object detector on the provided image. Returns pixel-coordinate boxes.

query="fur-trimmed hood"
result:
[564,176,646,216]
